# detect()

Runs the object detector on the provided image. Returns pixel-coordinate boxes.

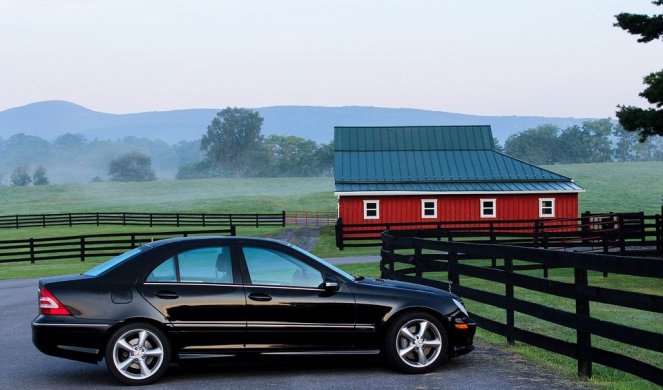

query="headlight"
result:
[452,298,469,317]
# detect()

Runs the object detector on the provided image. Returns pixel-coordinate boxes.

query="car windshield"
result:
[83,247,144,277]
[287,243,356,281]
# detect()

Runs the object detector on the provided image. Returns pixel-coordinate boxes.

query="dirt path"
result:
[273,226,321,251]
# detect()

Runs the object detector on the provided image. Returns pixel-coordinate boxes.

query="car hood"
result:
[354,277,459,299]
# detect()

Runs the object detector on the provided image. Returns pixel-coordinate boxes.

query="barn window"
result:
[421,199,437,218]
[480,199,496,218]
[363,200,380,219]
[539,198,555,217]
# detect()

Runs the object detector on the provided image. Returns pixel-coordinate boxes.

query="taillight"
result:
[39,286,72,316]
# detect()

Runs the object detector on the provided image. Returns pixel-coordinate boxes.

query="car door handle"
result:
[248,293,272,302]
[155,291,179,299]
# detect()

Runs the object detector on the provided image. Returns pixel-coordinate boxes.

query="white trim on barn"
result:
[421,199,438,219]
[363,200,380,219]
[334,189,584,197]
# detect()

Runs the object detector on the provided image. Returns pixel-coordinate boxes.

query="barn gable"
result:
[334,126,583,195]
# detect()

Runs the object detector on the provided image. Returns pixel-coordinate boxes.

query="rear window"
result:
[83,247,143,277]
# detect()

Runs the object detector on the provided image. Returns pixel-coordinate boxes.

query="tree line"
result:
[0,133,202,185]
[176,107,333,179]
[501,119,663,165]
[0,109,335,185]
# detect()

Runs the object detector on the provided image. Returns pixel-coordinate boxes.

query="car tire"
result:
[105,322,171,386]
[384,312,448,374]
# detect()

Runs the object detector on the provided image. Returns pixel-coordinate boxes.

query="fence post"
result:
[414,245,422,278]
[122,213,126,226]
[202,213,206,227]
[335,218,344,250]
[131,234,136,248]
[448,251,459,287]
[96,212,100,226]
[255,213,259,228]
[29,238,35,264]
[574,266,592,379]
[618,215,626,254]
[656,214,662,255]
[230,225,237,236]
[505,256,514,345]
[42,215,46,228]
[68,213,72,227]
[282,210,286,227]
[80,237,85,262]
[15,215,19,229]
[176,213,180,227]
[490,223,497,268]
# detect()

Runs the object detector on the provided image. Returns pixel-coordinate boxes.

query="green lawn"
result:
[0,176,336,215]
[541,161,663,215]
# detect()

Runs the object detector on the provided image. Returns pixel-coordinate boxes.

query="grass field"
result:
[1,161,661,216]
[541,161,663,215]
[0,176,336,215]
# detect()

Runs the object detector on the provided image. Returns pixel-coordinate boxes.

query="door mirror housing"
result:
[323,280,340,292]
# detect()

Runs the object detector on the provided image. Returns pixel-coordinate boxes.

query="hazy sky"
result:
[1,0,662,117]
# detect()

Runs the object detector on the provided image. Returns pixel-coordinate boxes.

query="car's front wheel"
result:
[384,312,448,374]
[105,323,171,386]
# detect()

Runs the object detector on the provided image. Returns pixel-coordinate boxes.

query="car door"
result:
[239,242,357,351]
[139,244,246,354]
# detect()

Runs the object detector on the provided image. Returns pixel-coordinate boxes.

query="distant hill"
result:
[0,100,595,144]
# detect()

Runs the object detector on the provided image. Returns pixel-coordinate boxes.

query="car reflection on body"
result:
[32,237,475,385]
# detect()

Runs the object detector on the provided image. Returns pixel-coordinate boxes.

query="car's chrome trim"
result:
[170,321,245,328]
[356,324,376,330]
[179,353,237,359]
[261,350,380,356]
[247,322,373,330]
[246,285,324,292]
[144,282,327,291]
[143,282,242,287]
[32,322,110,329]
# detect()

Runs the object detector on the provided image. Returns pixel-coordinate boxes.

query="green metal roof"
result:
[335,126,494,151]
[334,126,583,193]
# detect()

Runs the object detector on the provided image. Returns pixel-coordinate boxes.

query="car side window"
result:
[146,257,177,282]
[242,246,323,288]
[146,246,234,284]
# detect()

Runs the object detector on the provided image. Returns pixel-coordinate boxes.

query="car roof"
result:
[143,236,287,249]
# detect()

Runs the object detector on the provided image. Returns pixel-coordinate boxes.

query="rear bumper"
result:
[32,315,111,364]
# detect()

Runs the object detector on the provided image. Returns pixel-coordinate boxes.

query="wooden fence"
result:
[0,211,285,229]
[0,228,236,264]
[336,211,663,256]
[380,231,663,386]
[286,211,336,226]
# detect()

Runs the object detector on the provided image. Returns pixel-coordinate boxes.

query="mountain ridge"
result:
[0,100,596,144]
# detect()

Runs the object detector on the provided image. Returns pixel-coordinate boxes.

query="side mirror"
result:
[324,280,340,292]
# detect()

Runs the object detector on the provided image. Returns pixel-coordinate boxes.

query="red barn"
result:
[334,126,583,228]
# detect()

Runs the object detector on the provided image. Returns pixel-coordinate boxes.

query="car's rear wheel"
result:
[384,312,447,374]
[105,323,171,386]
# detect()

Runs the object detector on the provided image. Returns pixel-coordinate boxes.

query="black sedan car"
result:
[33,237,475,385]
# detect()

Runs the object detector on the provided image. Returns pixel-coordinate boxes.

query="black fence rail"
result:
[336,211,663,256]
[0,228,236,264]
[380,232,663,386]
[286,211,336,226]
[0,211,286,230]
